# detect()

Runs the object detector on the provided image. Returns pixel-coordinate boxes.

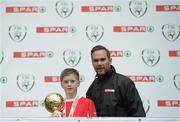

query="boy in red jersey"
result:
[52,68,96,117]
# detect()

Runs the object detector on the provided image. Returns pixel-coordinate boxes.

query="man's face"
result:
[91,49,112,76]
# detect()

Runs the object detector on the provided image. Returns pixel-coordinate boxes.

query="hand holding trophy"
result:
[44,92,64,117]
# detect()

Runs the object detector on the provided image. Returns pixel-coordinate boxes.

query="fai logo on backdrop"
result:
[86,25,104,42]
[129,0,148,18]
[81,5,121,12]
[142,99,150,114]
[63,49,81,67]
[55,0,73,18]
[16,74,35,92]
[162,24,180,42]
[6,6,46,13]
[13,51,54,58]
[0,50,4,64]
[174,74,180,91]
[9,25,27,42]
[142,49,160,67]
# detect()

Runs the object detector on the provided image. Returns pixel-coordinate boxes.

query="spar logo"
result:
[6,6,46,13]
[44,76,60,83]
[44,75,85,83]
[6,100,39,107]
[128,75,164,82]
[158,100,180,107]
[110,50,131,57]
[113,25,154,32]
[13,51,54,58]
[129,0,148,18]
[156,5,180,12]
[36,26,76,33]
[162,24,180,42]
[169,50,180,57]
[81,5,121,12]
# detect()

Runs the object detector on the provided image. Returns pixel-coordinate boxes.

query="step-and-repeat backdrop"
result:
[0,0,180,118]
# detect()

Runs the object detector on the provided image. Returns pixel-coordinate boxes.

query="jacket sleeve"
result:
[125,79,146,117]
[86,83,93,99]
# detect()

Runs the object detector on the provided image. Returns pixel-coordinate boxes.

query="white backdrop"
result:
[0,0,180,118]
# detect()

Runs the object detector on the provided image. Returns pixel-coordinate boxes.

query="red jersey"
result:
[64,97,97,117]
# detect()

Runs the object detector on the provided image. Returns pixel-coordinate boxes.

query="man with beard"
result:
[86,45,146,117]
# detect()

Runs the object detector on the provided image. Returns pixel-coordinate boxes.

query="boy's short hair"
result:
[60,68,79,81]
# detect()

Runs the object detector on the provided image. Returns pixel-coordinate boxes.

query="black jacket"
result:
[86,66,146,117]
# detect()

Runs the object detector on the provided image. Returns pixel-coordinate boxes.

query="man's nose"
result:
[97,60,102,65]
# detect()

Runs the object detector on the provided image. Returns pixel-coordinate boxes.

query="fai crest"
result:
[0,50,4,64]
[63,50,81,67]
[9,25,27,42]
[173,74,180,91]
[142,49,160,67]
[86,25,104,42]
[16,74,35,92]
[129,0,148,18]
[142,99,150,114]
[162,24,180,42]
[55,1,73,18]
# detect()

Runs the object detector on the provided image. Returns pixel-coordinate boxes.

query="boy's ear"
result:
[77,80,80,87]
[60,82,63,87]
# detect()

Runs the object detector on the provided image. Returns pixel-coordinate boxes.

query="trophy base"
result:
[51,110,63,117]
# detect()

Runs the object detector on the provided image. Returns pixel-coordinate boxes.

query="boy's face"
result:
[61,74,80,97]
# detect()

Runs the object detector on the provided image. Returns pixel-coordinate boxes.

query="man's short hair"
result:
[91,45,111,59]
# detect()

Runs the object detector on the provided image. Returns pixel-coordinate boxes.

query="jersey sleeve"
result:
[87,99,97,117]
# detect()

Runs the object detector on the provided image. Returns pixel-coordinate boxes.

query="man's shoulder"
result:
[114,72,134,84]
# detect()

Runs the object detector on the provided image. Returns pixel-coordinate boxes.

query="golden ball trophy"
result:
[44,92,64,117]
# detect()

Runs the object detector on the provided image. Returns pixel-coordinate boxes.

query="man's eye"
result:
[93,58,106,62]
[100,58,106,61]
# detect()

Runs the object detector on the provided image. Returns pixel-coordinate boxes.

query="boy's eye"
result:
[64,80,69,84]
[70,80,75,83]
[64,80,76,84]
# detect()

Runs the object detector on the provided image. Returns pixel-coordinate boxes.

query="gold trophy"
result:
[44,92,64,117]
